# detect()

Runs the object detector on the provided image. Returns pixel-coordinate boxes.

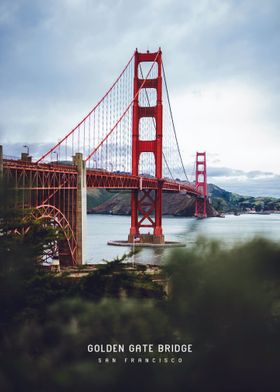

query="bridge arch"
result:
[31,204,77,266]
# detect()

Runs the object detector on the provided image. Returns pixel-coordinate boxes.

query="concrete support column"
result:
[21,152,32,162]
[73,153,87,265]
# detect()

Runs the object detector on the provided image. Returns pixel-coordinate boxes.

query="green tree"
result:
[0,180,59,330]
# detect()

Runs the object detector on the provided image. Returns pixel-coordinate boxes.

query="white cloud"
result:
[0,0,280,197]
[171,80,280,174]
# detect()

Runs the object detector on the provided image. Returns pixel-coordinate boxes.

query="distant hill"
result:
[208,184,280,213]
[87,189,218,217]
[87,184,280,216]
[87,188,115,209]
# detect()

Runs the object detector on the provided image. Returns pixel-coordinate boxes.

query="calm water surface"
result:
[85,214,280,264]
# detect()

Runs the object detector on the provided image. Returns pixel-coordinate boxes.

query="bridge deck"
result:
[3,159,200,196]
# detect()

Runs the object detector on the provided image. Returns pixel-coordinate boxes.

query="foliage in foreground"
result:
[0,233,280,391]
[0,182,60,330]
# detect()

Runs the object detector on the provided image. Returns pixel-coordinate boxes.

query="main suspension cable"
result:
[139,64,174,180]
[85,52,160,162]
[162,62,189,182]
[37,52,135,163]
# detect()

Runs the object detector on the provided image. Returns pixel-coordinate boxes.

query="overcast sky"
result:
[0,0,279,196]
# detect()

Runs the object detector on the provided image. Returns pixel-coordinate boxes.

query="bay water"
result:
[85,214,280,265]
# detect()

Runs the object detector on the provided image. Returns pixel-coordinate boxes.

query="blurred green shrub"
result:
[1,200,280,392]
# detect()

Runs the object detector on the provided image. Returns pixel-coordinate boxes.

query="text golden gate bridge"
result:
[1,49,208,266]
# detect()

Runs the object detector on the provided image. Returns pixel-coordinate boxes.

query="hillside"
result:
[208,184,280,213]
[87,189,218,217]
[87,184,280,216]
[87,188,114,209]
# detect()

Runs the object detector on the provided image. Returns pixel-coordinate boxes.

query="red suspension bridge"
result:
[1,49,208,266]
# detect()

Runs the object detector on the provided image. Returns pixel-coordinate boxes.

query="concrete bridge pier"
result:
[73,153,87,265]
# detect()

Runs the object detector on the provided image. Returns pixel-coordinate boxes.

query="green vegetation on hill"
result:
[209,184,280,213]
[87,184,280,216]
[87,189,218,216]
[87,188,115,209]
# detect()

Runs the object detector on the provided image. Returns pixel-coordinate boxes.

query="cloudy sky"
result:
[0,0,279,196]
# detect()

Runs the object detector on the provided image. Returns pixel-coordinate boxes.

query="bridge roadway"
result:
[3,159,201,196]
[2,157,203,265]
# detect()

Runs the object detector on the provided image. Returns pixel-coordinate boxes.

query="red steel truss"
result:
[3,159,78,266]
[86,168,200,194]
[3,158,202,265]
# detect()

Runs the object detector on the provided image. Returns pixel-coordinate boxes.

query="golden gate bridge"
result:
[1,49,208,266]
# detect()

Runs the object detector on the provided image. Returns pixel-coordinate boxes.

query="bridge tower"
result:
[195,152,208,218]
[128,49,164,244]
